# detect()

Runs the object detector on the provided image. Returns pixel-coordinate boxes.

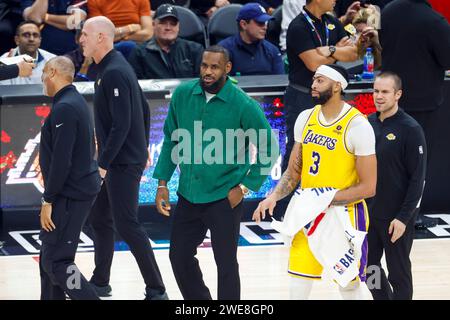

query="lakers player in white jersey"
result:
[253,64,377,299]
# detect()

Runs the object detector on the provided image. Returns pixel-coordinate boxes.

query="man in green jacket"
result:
[153,45,279,300]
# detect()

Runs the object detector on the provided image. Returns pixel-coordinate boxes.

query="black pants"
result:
[88,164,165,294]
[367,218,415,300]
[281,85,314,173]
[39,196,99,300]
[169,194,243,300]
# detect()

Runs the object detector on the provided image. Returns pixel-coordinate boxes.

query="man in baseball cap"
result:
[128,3,204,79]
[236,2,274,23]
[218,2,283,76]
[154,3,179,20]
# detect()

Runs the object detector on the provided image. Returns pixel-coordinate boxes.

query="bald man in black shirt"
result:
[79,16,167,300]
[39,56,100,300]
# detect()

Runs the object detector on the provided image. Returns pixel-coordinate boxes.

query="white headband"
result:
[315,65,348,90]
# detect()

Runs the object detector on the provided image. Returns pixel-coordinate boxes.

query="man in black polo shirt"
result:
[79,16,168,300]
[380,0,450,228]
[39,56,100,300]
[368,72,426,300]
[283,0,357,173]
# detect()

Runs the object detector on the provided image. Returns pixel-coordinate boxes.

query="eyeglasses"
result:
[20,32,41,39]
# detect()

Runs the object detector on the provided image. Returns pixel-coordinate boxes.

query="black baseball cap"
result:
[154,4,179,20]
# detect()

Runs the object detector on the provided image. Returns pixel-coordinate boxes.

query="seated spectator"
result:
[127,4,204,79]
[22,0,87,55]
[352,5,380,34]
[0,21,55,85]
[88,0,152,43]
[352,5,381,69]
[218,2,283,76]
[190,0,230,25]
[64,22,97,81]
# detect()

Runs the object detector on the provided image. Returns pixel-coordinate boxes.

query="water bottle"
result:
[362,47,374,80]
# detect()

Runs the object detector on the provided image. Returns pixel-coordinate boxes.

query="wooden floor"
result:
[1,238,449,300]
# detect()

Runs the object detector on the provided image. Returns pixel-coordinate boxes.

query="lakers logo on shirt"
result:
[386,133,396,140]
[303,129,337,150]
[327,23,336,30]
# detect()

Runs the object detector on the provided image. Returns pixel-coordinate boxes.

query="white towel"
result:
[308,206,366,287]
[271,187,366,287]
[271,187,338,238]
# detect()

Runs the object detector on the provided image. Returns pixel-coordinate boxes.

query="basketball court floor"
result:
[1,213,450,300]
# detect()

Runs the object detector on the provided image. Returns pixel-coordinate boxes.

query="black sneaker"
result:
[144,289,169,300]
[89,281,112,297]
[415,216,438,230]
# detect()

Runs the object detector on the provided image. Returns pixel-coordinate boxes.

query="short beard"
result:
[200,75,226,94]
[312,86,333,105]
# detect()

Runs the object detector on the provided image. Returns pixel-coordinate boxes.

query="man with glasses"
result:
[0,21,55,85]
[218,2,284,76]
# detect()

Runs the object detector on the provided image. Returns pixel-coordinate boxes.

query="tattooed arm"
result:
[252,142,303,222]
[330,154,377,206]
[272,142,303,201]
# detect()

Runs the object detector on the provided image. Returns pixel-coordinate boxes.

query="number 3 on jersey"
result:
[309,151,321,175]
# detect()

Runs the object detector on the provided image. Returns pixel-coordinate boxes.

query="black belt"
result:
[288,83,310,94]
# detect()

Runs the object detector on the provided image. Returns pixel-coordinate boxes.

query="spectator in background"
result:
[0,21,55,85]
[352,5,381,69]
[352,5,380,34]
[0,0,24,54]
[380,0,450,229]
[218,3,283,76]
[280,0,305,53]
[190,0,230,25]
[128,4,204,79]
[88,0,153,58]
[22,0,87,55]
[64,22,97,82]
